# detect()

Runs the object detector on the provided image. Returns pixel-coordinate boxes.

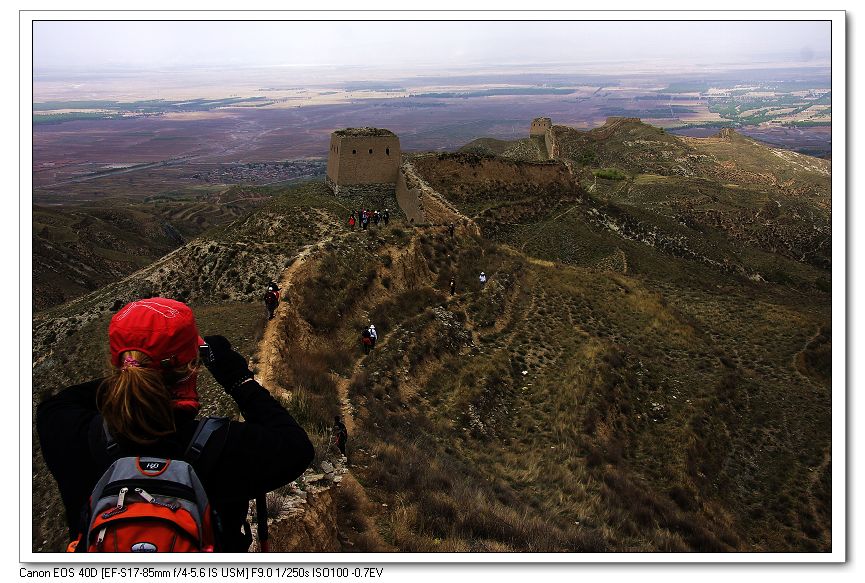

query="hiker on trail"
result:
[361,211,369,230]
[448,223,455,238]
[383,209,390,226]
[332,416,348,457]
[349,213,356,229]
[36,298,314,553]
[361,327,372,354]
[368,324,378,350]
[479,271,487,289]
[373,210,380,226]
[264,282,280,321]
[450,277,456,296]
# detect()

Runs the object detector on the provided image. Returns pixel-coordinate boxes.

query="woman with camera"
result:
[37,297,314,552]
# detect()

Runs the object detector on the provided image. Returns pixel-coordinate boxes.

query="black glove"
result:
[202,335,254,393]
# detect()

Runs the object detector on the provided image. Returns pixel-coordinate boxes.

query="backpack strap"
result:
[184,417,230,476]
[93,415,230,469]
[102,419,122,460]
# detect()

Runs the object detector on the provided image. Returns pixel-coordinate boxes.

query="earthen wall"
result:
[395,172,426,224]
[545,127,558,159]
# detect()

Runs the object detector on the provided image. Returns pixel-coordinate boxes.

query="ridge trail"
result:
[254,237,332,393]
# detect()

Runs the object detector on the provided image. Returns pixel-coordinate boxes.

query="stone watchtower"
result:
[326,128,401,197]
[530,117,552,136]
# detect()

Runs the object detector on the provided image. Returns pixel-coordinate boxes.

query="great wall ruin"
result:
[327,119,570,224]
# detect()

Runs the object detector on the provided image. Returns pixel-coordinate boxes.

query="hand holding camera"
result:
[201,335,255,393]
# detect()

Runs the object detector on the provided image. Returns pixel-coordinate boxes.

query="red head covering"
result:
[109,298,204,412]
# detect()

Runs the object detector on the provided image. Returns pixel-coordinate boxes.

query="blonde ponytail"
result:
[97,350,176,444]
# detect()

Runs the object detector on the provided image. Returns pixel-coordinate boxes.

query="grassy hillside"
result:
[31,181,353,552]
[331,231,830,551]
[31,119,832,553]
[460,136,549,162]
[33,185,287,311]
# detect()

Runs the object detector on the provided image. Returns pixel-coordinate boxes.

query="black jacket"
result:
[36,378,314,551]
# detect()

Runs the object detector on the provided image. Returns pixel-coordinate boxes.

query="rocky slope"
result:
[33,186,282,311]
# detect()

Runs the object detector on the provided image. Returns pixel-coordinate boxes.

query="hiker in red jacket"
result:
[36,298,314,552]
[361,327,372,354]
[368,324,377,349]
[264,281,280,320]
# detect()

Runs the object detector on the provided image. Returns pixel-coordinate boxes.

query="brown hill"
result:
[31,119,831,554]
[33,186,281,311]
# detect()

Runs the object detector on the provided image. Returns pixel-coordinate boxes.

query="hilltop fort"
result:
[530,117,551,136]
[326,128,401,197]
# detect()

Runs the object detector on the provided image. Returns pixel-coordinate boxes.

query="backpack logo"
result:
[131,542,158,552]
[136,459,168,476]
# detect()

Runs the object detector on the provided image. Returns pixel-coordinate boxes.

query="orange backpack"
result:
[69,418,227,553]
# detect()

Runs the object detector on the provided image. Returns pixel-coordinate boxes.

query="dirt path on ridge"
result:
[254,209,340,396]
[251,204,478,446]
[255,241,323,395]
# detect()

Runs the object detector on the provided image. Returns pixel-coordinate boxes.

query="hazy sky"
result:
[33,20,831,74]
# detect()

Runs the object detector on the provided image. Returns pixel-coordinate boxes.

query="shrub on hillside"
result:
[594,168,627,180]
[576,149,598,166]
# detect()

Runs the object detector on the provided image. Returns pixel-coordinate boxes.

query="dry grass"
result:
[338,219,830,552]
[335,475,393,552]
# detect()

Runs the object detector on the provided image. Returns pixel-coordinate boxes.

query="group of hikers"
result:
[361,323,378,354]
[348,208,389,230]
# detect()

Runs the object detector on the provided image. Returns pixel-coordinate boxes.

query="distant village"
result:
[189,160,326,185]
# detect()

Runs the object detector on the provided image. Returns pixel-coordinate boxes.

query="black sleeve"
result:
[35,380,104,538]
[208,379,314,500]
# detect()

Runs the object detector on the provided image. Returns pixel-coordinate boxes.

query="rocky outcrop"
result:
[262,487,339,552]
[252,459,350,552]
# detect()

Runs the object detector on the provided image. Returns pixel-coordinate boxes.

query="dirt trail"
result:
[401,159,480,237]
[255,240,324,394]
[333,364,361,435]
[804,445,832,540]
[247,213,475,550]
[253,218,426,434]
[255,209,340,394]
[332,233,427,434]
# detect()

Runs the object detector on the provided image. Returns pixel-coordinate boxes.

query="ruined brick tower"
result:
[530,117,552,136]
[326,128,401,197]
